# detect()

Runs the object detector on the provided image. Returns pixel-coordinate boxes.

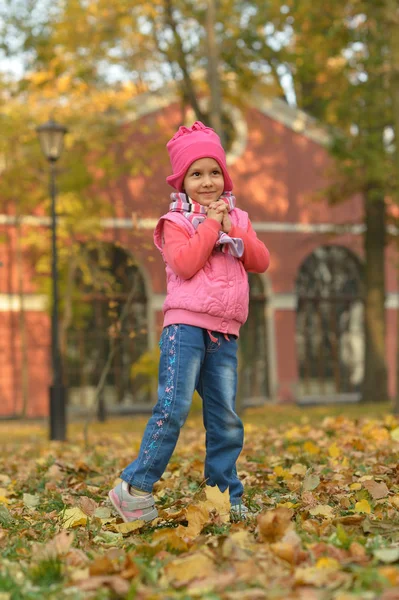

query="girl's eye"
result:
[213,170,221,175]
[192,172,201,177]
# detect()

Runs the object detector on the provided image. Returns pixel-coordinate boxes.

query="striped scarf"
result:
[169,192,244,258]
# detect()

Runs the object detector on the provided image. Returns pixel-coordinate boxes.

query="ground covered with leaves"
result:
[2,407,399,599]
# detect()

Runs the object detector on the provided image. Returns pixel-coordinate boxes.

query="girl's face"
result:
[183,158,224,206]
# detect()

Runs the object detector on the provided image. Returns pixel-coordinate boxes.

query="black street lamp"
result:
[36,119,68,441]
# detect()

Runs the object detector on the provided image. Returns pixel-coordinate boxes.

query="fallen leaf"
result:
[378,567,399,586]
[303,472,320,492]
[328,443,341,458]
[303,441,320,455]
[23,493,40,509]
[76,575,130,596]
[355,499,371,514]
[46,463,64,481]
[162,552,215,586]
[111,520,145,535]
[32,530,75,562]
[65,548,90,567]
[374,547,399,564]
[270,541,297,564]
[315,557,340,570]
[350,483,362,491]
[309,505,335,519]
[203,485,231,522]
[62,507,88,529]
[290,463,307,476]
[152,528,189,552]
[177,504,209,539]
[78,496,98,516]
[257,507,294,542]
[89,555,115,576]
[380,587,399,600]
[363,480,389,500]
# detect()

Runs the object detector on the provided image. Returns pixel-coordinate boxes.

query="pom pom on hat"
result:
[166,121,233,192]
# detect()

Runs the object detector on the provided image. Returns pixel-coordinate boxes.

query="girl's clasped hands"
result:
[207,200,232,234]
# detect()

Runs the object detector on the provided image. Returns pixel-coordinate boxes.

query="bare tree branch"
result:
[163,0,207,122]
[83,273,142,449]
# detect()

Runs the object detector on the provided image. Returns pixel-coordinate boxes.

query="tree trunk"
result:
[206,0,224,144]
[385,0,399,411]
[362,189,388,402]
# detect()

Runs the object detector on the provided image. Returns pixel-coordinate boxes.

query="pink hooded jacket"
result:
[154,209,270,336]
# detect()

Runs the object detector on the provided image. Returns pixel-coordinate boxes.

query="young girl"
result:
[109,121,270,522]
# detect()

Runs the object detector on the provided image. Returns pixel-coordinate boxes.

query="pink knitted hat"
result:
[166,121,233,192]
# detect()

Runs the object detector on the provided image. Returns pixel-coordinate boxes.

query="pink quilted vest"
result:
[154,209,250,336]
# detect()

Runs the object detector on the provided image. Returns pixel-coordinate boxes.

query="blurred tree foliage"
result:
[270,0,396,402]
[1,0,398,403]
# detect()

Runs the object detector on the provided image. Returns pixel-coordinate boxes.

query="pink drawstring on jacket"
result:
[207,330,230,343]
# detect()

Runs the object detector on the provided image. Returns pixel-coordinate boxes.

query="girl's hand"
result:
[207,206,223,223]
[221,212,232,234]
[210,200,228,214]
[209,201,231,233]
[207,200,227,224]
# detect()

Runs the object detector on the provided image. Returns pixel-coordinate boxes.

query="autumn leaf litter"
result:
[1,415,399,599]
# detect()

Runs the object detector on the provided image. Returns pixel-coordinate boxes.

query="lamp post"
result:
[36,119,68,441]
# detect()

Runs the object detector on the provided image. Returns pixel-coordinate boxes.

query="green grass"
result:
[29,558,64,586]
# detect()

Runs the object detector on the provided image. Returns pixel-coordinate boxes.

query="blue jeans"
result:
[120,324,244,504]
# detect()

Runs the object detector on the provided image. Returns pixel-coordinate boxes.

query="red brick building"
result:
[1,93,397,417]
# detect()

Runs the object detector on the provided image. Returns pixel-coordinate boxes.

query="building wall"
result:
[0,99,397,416]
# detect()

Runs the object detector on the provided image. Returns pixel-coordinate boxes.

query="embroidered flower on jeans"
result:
[143,325,178,465]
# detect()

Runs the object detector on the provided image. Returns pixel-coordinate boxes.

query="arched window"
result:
[239,273,270,404]
[64,243,149,412]
[296,245,364,399]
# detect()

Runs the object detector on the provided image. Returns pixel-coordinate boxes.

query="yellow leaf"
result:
[0,496,9,505]
[355,499,371,514]
[230,530,255,552]
[203,485,230,523]
[204,485,230,511]
[270,541,299,564]
[303,441,320,455]
[112,520,145,535]
[295,565,336,586]
[152,528,189,552]
[390,427,399,442]
[177,504,209,538]
[309,505,335,519]
[62,507,88,529]
[162,552,215,585]
[315,557,340,570]
[274,466,293,480]
[350,483,362,491]
[285,426,301,440]
[328,443,341,458]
